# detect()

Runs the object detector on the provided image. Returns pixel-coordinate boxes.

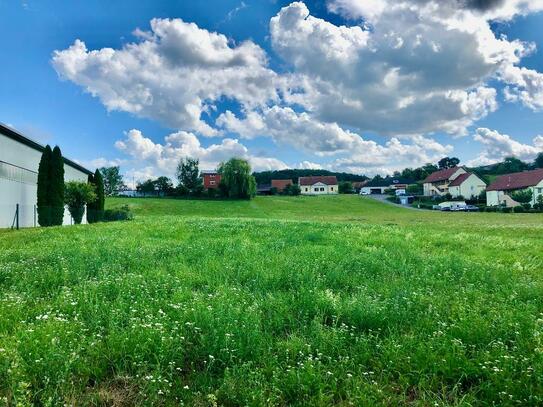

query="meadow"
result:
[1,195,543,406]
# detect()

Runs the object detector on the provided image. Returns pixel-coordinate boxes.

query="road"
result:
[362,194,425,211]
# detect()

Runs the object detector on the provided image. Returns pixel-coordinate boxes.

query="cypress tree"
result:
[94,169,105,221]
[50,146,65,226]
[37,145,52,227]
[86,172,96,223]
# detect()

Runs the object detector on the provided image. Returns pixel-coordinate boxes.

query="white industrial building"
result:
[0,123,92,228]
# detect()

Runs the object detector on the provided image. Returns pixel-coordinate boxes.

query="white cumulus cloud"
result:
[468,127,543,165]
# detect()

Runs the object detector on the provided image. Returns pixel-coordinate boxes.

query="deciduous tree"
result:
[100,166,125,195]
[218,158,256,199]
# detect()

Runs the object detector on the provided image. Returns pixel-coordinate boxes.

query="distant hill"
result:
[253,169,368,185]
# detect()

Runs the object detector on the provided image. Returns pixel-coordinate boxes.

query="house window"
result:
[305,187,308,192]
[314,188,319,192]
[330,187,334,191]
[210,180,215,185]
[321,187,325,191]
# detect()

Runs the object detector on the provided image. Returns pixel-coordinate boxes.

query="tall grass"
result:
[1,196,542,405]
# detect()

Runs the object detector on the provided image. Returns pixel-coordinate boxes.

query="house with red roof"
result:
[486,168,543,207]
[423,166,485,198]
[299,176,338,195]
[271,179,293,193]
[448,172,487,199]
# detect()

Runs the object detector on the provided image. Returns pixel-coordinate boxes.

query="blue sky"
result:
[1,0,543,182]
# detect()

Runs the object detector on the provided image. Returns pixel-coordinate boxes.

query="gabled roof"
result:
[487,169,543,191]
[424,166,462,183]
[299,176,338,186]
[271,179,292,190]
[365,177,415,187]
[201,170,219,175]
[352,181,369,188]
[0,122,92,175]
[449,172,478,187]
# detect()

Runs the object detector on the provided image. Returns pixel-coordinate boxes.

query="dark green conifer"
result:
[37,145,52,227]
[49,146,65,226]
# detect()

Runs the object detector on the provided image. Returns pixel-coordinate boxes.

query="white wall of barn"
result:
[0,134,89,228]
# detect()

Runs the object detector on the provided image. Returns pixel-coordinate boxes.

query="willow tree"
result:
[218,158,256,199]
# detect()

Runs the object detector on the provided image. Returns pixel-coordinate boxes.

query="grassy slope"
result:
[1,196,543,406]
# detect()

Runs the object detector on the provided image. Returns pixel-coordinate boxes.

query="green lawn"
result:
[1,196,543,405]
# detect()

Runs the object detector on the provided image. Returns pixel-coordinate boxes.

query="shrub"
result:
[513,206,525,213]
[511,189,533,205]
[103,205,133,222]
[64,181,97,224]
[501,207,512,213]
[339,181,354,194]
[283,184,301,196]
[522,203,532,211]
[270,187,278,196]
[206,188,218,198]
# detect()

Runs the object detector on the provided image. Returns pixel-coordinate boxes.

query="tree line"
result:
[111,157,259,200]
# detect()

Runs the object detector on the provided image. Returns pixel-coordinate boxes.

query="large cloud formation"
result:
[52,1,543,176]
[52,19,282,136]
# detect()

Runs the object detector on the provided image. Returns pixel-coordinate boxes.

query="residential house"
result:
[447,172,487,199]
[360,177,415,195]
[0,122,92,228]
[486,168,543,207]
[299,176,338,195]
[271,179,293,193]
[352,180,368,193]
[202,170,221,189]
[423,167,485,198]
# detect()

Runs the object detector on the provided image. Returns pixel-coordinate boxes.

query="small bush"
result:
[206,188,218,199]
[513,206,525,213]
[501,207,513,213]
[103,205,133,222]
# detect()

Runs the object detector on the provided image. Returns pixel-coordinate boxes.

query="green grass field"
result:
[1,196,543,406]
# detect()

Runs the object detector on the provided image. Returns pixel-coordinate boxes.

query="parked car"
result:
[465,205,480,212]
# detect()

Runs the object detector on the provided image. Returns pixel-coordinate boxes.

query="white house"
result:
[447,172,487,199]
[486,169,543,207]
[0,123,92,228]
[423,167,466,196]
[299,176,338,195]
[423,167,485,198]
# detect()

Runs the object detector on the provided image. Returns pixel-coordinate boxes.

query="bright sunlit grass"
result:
[1,196,542,405]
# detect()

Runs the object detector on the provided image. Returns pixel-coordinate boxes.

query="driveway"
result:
[362,194,424,211]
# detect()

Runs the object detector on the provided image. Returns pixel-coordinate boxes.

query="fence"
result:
[0,205,84,229]
[0,204,38,229]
